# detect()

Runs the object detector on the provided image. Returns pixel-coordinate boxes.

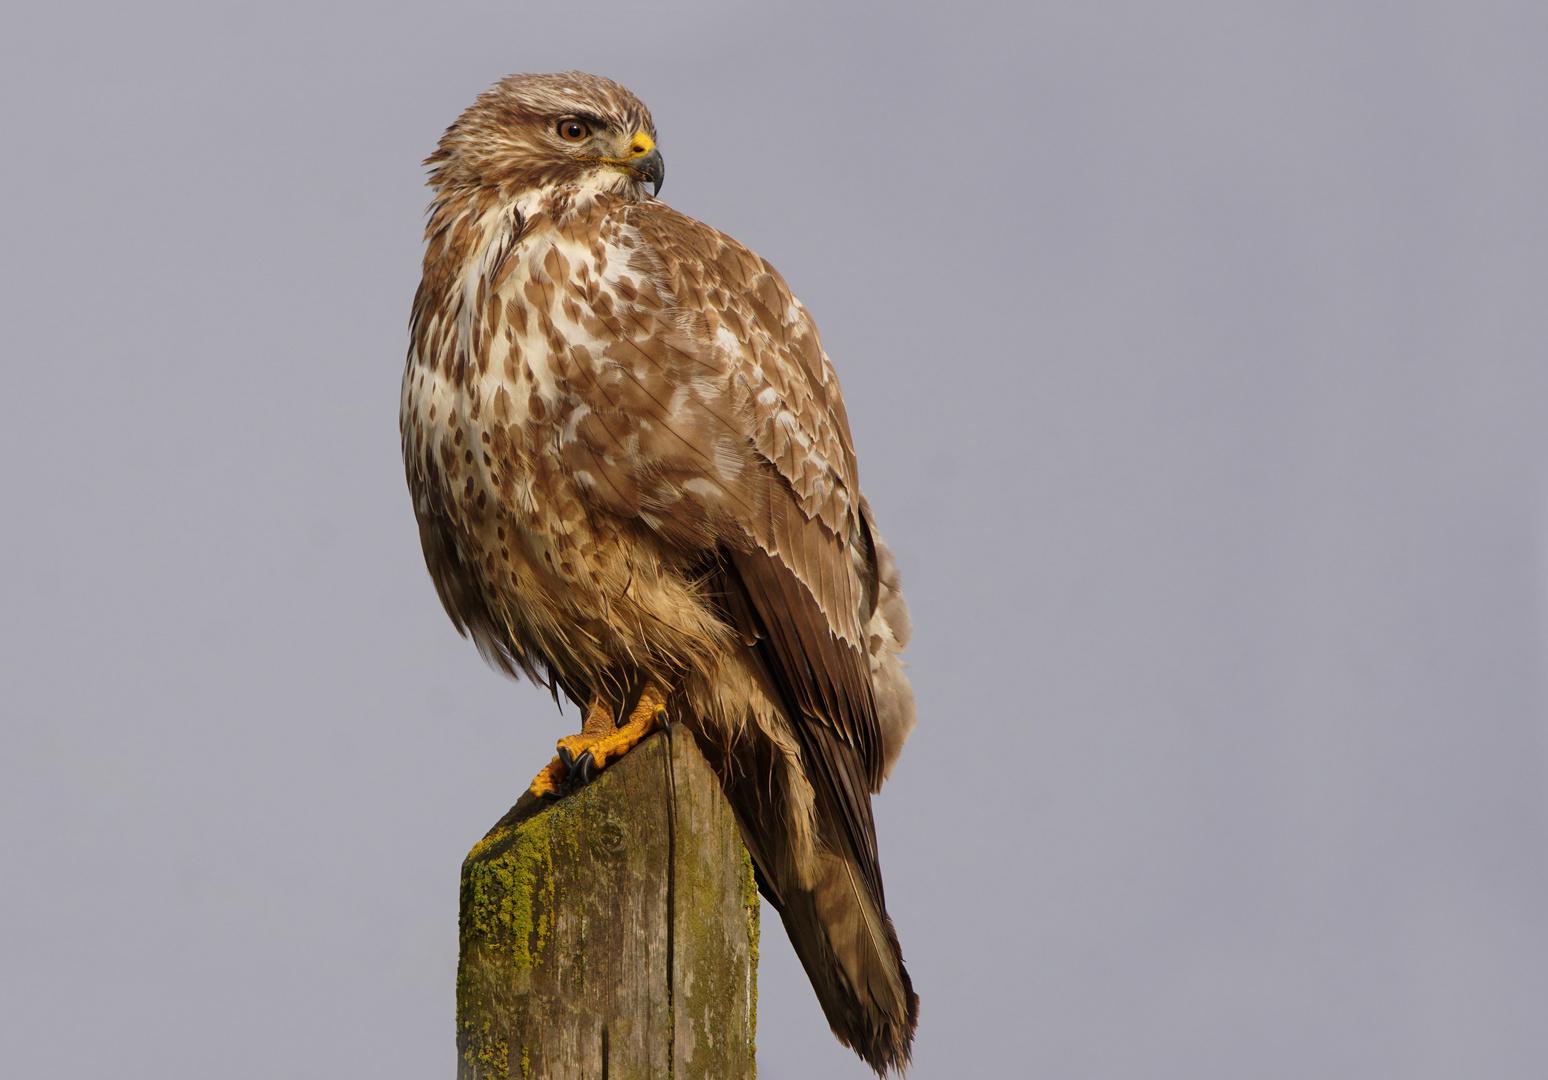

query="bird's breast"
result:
[401,207,653,609]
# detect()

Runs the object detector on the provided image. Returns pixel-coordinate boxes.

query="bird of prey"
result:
[401,71,918,1073]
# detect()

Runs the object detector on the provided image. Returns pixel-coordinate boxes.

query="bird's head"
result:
[426,71,663,200]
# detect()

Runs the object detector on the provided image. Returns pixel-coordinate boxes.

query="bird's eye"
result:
[557,120,590,142]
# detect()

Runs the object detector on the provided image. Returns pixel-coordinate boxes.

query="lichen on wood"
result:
[457,727,758,1079]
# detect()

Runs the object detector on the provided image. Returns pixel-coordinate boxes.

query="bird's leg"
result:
[527,682,670,799]
[575,681,669,773]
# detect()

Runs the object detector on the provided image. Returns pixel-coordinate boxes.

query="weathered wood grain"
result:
[457,727,758,1079]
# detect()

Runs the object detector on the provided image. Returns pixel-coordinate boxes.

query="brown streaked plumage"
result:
[400,71,919,1073]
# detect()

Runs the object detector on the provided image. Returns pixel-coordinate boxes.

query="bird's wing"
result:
[538,196,887,888]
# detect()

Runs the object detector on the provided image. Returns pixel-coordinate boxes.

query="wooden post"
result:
[456,727,759,1079]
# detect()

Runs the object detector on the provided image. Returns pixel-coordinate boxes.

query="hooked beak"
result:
[598,133,664,196]
[631,147,664,196]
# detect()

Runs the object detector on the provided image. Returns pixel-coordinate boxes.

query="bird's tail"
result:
[715,740,918,1075]
[764,832,918,1075]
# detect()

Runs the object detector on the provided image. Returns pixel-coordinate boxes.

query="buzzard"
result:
[401,71,918,1073]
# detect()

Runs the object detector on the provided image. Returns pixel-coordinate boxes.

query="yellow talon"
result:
[585,698,667,771]
[525,683,669,798]
[527,756,568,799]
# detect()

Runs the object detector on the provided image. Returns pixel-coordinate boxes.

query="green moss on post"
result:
[457,728,758,1079]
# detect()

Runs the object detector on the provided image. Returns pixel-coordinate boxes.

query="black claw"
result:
[554,745,597,790]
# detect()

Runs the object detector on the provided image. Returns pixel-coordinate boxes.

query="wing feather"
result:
[550,195,889,892]
[555,196,886,771]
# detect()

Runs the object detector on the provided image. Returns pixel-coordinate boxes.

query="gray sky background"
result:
[3,2,1546,1077]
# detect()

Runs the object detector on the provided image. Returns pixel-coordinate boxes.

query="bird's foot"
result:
[527,684,669,799]
[527,756,569,800]
[573,691,668,775]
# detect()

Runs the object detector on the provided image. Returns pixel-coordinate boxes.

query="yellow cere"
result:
[628,133,655,157]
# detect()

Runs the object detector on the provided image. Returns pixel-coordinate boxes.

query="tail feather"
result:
[766,839,918,1074]
[718,735,917,1076]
